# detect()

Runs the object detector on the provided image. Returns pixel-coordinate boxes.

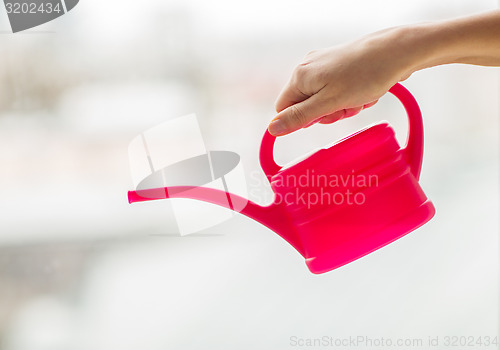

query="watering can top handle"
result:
[259,82,425,180]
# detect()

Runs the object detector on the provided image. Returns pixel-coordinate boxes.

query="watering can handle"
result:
[259,82,424,181]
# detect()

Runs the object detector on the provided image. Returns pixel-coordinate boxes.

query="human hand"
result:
[269,10,500,136]
[269,27,419,136]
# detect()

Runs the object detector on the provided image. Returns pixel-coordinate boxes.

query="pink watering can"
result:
[128,83,435,274]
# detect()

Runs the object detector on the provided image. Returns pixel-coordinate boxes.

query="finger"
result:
[274,82,310,113]
[363,100,378,109]
[269,94,336,136]
[343,105,364,118]
[320,99,379,125]
[318,106,362,124]
[318,110,345,124]
[319,101,374,124]
[303,117,322,128]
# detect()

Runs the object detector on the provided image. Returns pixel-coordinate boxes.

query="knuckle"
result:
[314,68,330,84]
[274,101,280,113]
[293,63,311,81]
[287,105,308,127]
[305,49,317,57]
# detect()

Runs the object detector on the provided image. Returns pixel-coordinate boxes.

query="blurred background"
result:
[0,0,498,349]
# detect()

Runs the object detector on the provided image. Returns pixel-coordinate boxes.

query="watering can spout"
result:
[128,186,305,256]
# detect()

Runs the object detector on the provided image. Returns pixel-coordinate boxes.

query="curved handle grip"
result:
[388,83,424,180]
[259,82,424,180]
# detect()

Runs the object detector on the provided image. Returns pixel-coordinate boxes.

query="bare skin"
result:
[269,10,500,136]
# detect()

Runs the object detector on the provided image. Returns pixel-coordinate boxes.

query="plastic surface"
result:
[128,83,435,274]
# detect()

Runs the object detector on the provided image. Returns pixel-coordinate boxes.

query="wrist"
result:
[386,23,452,78]
[358,25,442,83]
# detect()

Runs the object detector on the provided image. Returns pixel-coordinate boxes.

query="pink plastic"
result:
[128,83,435,274]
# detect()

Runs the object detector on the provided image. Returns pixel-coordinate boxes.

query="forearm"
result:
[400,10,500,75]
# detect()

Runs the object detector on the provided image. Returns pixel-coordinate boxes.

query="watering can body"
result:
[128,83,435,274]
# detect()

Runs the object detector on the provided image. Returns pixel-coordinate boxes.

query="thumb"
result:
[268,94,335,136]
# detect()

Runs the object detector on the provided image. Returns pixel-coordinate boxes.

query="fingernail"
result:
[268,119,287,136]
